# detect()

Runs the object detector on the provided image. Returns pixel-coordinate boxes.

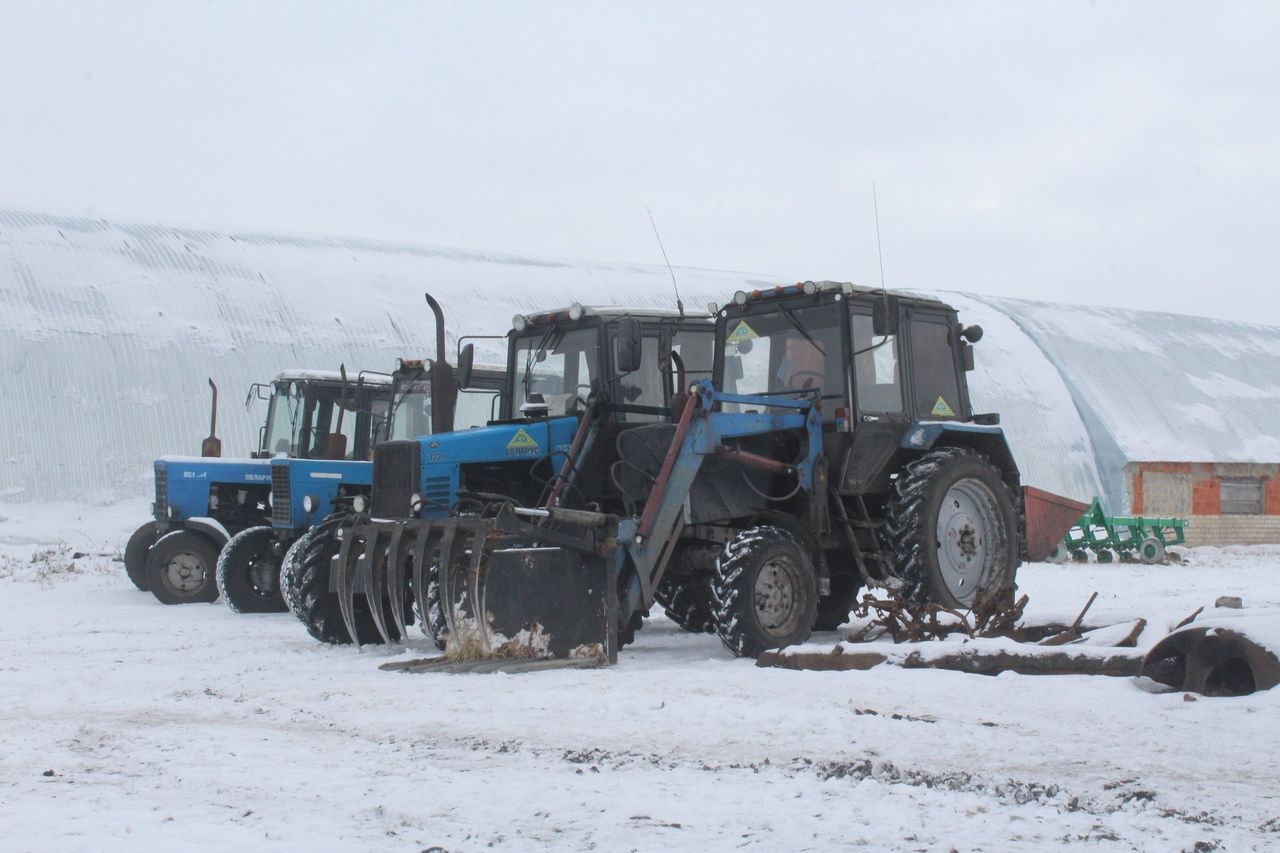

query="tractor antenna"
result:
[873,181,890,329]
[646,207,684,316]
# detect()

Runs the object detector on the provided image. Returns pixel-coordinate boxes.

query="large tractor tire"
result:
[145,530,221,605]
[216,525,288,614]
[124,521,159,591]
[712,526,818,658]
[279,534,310,620]
[813,573,861,631]
[289,514,409,645]
[654,543,718,634]
[655,576,717,634]
[884,446,1018,610]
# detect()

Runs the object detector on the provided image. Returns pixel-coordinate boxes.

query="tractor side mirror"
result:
[872,295,900,337]
[961,324,984,343]
[457,343,475,389]
[616,318,643,374]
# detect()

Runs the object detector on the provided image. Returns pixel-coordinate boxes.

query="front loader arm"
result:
[619,380,822,617]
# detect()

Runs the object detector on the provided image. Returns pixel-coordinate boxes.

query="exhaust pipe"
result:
[424,292,458,435]
[201,378,222,458]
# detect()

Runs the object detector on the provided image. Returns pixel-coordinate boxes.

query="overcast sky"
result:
[2,1,1277,323]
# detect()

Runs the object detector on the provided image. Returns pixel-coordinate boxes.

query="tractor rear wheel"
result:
[712,526,818,657]
[217,526,288,614]
[885,446,1018,609]
[290,514,403,645]
[145,531,221,605]
[124,522,159,591]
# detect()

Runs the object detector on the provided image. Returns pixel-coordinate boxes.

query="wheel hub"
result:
[753,557,800,634]
[935,478,997,602]
[163,552,207,593]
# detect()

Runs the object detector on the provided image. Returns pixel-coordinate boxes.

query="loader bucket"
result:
[331,509,618,670]
[1023,486,1090,562]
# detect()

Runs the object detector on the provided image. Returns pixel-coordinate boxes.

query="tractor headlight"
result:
[512,314,527,331]
[267,491,273,508]
[167,505,175,519]
[208,493,219,510]
[352,495,368,514]
[410,493,423,514]
[303,494,317,514]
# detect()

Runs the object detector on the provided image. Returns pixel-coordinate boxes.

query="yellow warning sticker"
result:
[506,428,540,454]
[725,320,759,345]
[931,397,957,418]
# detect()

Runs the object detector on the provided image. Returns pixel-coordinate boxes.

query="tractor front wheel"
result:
[885,447,1018,609]
[712,526,818,658]
[217,526,288,614]
[124,522,159,591]
[145,531,221,605]
[290,514,398,645]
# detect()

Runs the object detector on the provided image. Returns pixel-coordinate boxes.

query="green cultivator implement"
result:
[1052,498,1188,564]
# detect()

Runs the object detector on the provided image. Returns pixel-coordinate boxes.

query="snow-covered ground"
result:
[2,502,1279,851]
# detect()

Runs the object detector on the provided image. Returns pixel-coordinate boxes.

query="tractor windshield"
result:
[512,326,601,417]
[386,375,432,441]
[720,306,844,414]
[263,382,303,456]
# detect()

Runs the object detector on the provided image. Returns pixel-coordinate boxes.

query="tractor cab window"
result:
[263,382,303,456]
[513,326,601,416]
[302,384,362,460]
[387,377,432,441]
[851,313,903,415]
[673,327,714,384]
[908,318,963,420]
[614,333,665,422]
[456,389,500,429]
[720,306,843,416]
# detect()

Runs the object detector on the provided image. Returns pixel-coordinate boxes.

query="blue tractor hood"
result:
[153,456,273,522]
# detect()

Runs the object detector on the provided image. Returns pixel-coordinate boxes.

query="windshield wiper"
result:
[521,327,560,397]
[781,307,825,356]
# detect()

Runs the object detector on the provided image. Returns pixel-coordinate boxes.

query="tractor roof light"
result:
[733,290,748,305]
[567,302,584,321]
[803,281,818,295]
[512,314,528,331]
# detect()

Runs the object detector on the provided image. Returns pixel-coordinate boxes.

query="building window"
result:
[1221,478,1265,515]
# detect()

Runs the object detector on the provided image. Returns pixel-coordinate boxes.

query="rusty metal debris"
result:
[845,591,1030,644]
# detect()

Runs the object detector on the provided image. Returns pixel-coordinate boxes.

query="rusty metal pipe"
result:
[635,392,700,542]
[546,403,597,508]
[712,445,795,476]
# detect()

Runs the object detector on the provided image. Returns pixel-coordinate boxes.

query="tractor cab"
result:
[255,370,393,461]
[382,358,507,443]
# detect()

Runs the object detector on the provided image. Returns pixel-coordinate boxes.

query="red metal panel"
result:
[1023,486,1089,562]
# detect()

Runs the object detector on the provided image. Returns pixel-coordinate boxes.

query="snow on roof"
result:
[0,209,765,502]
[3,207,1276,510]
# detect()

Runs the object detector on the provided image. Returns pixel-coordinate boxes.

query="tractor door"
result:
[840,308,910,493]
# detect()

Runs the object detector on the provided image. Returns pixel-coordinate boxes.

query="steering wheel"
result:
[788,370,825,389]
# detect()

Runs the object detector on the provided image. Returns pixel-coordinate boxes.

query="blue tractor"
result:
[219,295,508,614]
[319,282,1025,668]
[283,304,716,645]
[131,369,393,605]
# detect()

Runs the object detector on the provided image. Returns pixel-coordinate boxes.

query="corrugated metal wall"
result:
[0,210,762,502]
[4,208,1274,511]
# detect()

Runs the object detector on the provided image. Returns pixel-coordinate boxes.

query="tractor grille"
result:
[371,441,421,518]
[421,475,452,513]
[271,462,293,527]
[153,463,168,521]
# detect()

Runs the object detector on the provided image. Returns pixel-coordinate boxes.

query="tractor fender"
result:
[900,422,1020,481]
[181,517,232,549]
